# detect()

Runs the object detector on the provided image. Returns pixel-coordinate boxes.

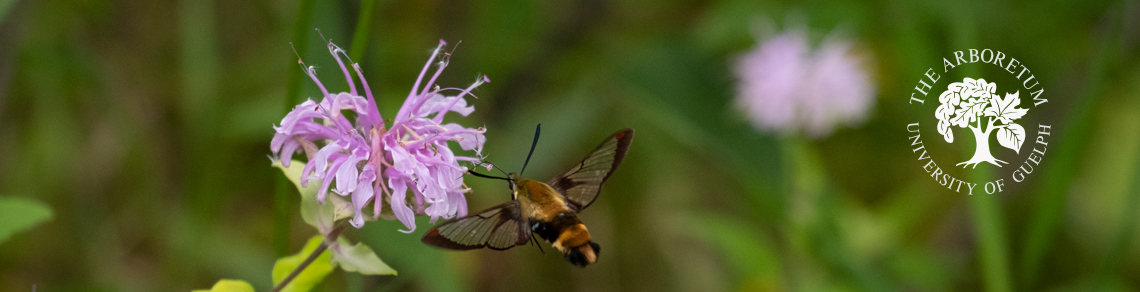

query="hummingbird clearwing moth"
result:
[421,125,634,267]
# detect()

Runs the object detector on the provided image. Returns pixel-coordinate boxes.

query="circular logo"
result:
[905,49,1050,195]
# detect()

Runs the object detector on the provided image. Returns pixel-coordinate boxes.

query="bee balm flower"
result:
[271,40,488,231]
[733,29,876,138]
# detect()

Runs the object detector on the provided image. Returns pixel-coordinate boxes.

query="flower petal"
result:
[350,165,377,228]
[279,138,300,167]
[417,94,475,118]
[334,149,368,195]
[313,142,345,177]
[318,157,345,203]
[388,177,417,233]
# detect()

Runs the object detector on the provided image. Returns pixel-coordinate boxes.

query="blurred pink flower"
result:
[271,40,488,231]
[733,30,875,138]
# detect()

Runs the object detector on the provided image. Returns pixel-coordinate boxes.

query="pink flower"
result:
[733,29,876,138]
[271,40,488,231]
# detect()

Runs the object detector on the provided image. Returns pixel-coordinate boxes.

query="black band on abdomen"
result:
[531,211,580,243]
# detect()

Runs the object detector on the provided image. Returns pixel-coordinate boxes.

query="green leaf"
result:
[274,160,353,234]
[192,279,255,292]
[332,237,397,275]
[273,236,334,292]
[0,196,53,245]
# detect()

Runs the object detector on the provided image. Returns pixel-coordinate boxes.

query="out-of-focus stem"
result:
[276,0,317,257]
[349,0,377,62]
[943,0,1012,290]
[968,181,1012,292]
[1019,6,1120,288]
[1092,116,1140,289]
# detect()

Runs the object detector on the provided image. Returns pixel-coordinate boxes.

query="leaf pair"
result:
[271,235,396,292]
[269,160,397,292]
[275,160,354,235]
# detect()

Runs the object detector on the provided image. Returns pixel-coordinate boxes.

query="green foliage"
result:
[273,236,335,292]
[273,160,395,290]
[192,280,256,292]
[0,196,52,245]
[0,0,15,25]
[274,160,352,234]
[332,237,397,275]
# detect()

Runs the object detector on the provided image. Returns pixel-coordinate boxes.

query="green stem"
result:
[0,0,18,32]
[275,0,317,257]
[1019,6,1120,288]
[944,0,1012,289]
[1092,126,1140,290]
[968,176,1013,292]
[272,223,347,292]
[781,137,817,292]
[284,0,316,108]
[785,137,890,291]
[1089,11,1134,286]
[179,0,222,216]
[348,0,377,62]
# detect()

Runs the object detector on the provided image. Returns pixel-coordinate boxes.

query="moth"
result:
[421,126,634,267]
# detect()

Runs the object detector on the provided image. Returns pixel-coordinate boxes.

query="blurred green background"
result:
[1,0,1139,291]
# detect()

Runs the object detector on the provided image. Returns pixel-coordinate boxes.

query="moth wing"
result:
[547,129,634,212]
[421,201,531,250]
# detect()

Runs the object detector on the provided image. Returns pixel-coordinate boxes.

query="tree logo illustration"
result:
[904,49,1051,195]
[934,78,1029,168]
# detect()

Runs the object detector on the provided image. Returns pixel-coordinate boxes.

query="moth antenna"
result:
[520,124,541,175]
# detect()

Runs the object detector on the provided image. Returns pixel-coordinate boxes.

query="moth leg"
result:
[531,234,545,254]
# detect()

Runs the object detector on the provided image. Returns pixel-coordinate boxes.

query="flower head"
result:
[271,40,488,231]
[733,28,876,138]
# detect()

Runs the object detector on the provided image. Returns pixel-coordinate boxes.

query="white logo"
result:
[905,49,1051,195]
[935,78,1028,168]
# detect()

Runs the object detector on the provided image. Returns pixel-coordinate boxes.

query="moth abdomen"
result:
[532,212,600,267]
[532,211,576,241]
[565,242,600,267]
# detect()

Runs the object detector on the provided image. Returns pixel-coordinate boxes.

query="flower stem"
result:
[784,137,891,291]
[944,0,1012,290]
[1091,126,1140,289]
[348,0,377,62]
[272,222,347,292]
[1019,7,1120,288]
[275,0,318,257]
[968,176,1012,292]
